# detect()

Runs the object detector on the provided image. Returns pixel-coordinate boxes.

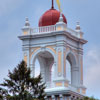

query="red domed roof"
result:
[39,9,67,27]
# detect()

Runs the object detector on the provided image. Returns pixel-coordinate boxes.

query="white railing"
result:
[66,28,81,38]
[31,25,56,34]
[24,25,82,38]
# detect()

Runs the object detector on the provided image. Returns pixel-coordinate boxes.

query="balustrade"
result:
[23,25,82,38]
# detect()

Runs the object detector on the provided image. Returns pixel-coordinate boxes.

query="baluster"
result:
[49,26,50,32]
[48,26,49,32]
[37,27,38,33]
[36,28,38,33]
[40,27,42,33]
[50,26,52,32]
[52,26,53,32]
[46,26,47,32]
[38,27,40,33]
[55,26,56,31]
[44,27,46,32]
[48,27,49,32]
[42,27,43,33]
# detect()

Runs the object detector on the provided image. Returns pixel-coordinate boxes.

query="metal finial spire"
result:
[51,0,54,9]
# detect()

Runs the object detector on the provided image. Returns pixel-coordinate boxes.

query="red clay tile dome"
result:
[38,9,67,27]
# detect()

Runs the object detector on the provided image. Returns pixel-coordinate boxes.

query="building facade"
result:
[19,2,87,100]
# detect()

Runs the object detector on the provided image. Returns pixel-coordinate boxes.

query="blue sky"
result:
[0,0,100,98]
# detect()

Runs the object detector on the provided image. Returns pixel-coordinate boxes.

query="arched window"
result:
[34,58,40,77]
[66,60,71,84]
[32,51,54,88]
[66,52,78,86]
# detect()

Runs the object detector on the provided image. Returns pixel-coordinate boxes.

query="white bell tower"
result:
[19,2,87,100]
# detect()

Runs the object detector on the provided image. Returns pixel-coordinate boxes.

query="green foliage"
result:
[30,75,46,100]
[84,96,99,100]
[0,61,46,100]
[0,88,8,100]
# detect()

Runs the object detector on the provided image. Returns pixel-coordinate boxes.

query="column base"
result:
[53,78,69,87]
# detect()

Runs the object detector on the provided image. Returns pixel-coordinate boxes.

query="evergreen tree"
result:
[0,61,46,100]
[0,88,8,100]
[30,74,46,100]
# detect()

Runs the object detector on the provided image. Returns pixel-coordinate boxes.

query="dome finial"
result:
[76,21,81,31]
[59,13,63,22]
[51,0,54,9]
[25,17,30,27]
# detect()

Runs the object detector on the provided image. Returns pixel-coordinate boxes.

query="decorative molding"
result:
[24,52,27,56]
[41,47,46,52]
[23,31,28,35]
[56,26,62,31]
[46,46,56,54]
[58,72,62,77]
[29,47,40,59]
[58,51,62,73]
[58,48,62,52]
[64,82,69,87]
[72,49,79,61]
[66,47,70,51]
[77,88,80,93]
[82,88,86,94]
[31,48,34,52]
[55,82,62,87]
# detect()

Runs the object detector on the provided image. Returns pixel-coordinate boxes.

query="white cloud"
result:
[84,47,100,98]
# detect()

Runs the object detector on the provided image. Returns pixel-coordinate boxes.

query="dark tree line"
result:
[84,96,99,100]
[0,61,46,100]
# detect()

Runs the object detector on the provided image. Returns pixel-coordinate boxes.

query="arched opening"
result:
[34,59,40,77]
[66,60,71,84]
[33,51,54,87]
[66,52,78,87]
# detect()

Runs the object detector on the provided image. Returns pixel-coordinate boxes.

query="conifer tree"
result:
[0,61,46,100]
[0,88,8,100]
[30,74,46,100]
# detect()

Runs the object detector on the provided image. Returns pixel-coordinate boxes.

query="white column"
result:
[51,95,55,100]
[59,94,63,100]
[71,66,79,87]
[64,96,66,100]
[67,96,72,100]
[52,62,56,87]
